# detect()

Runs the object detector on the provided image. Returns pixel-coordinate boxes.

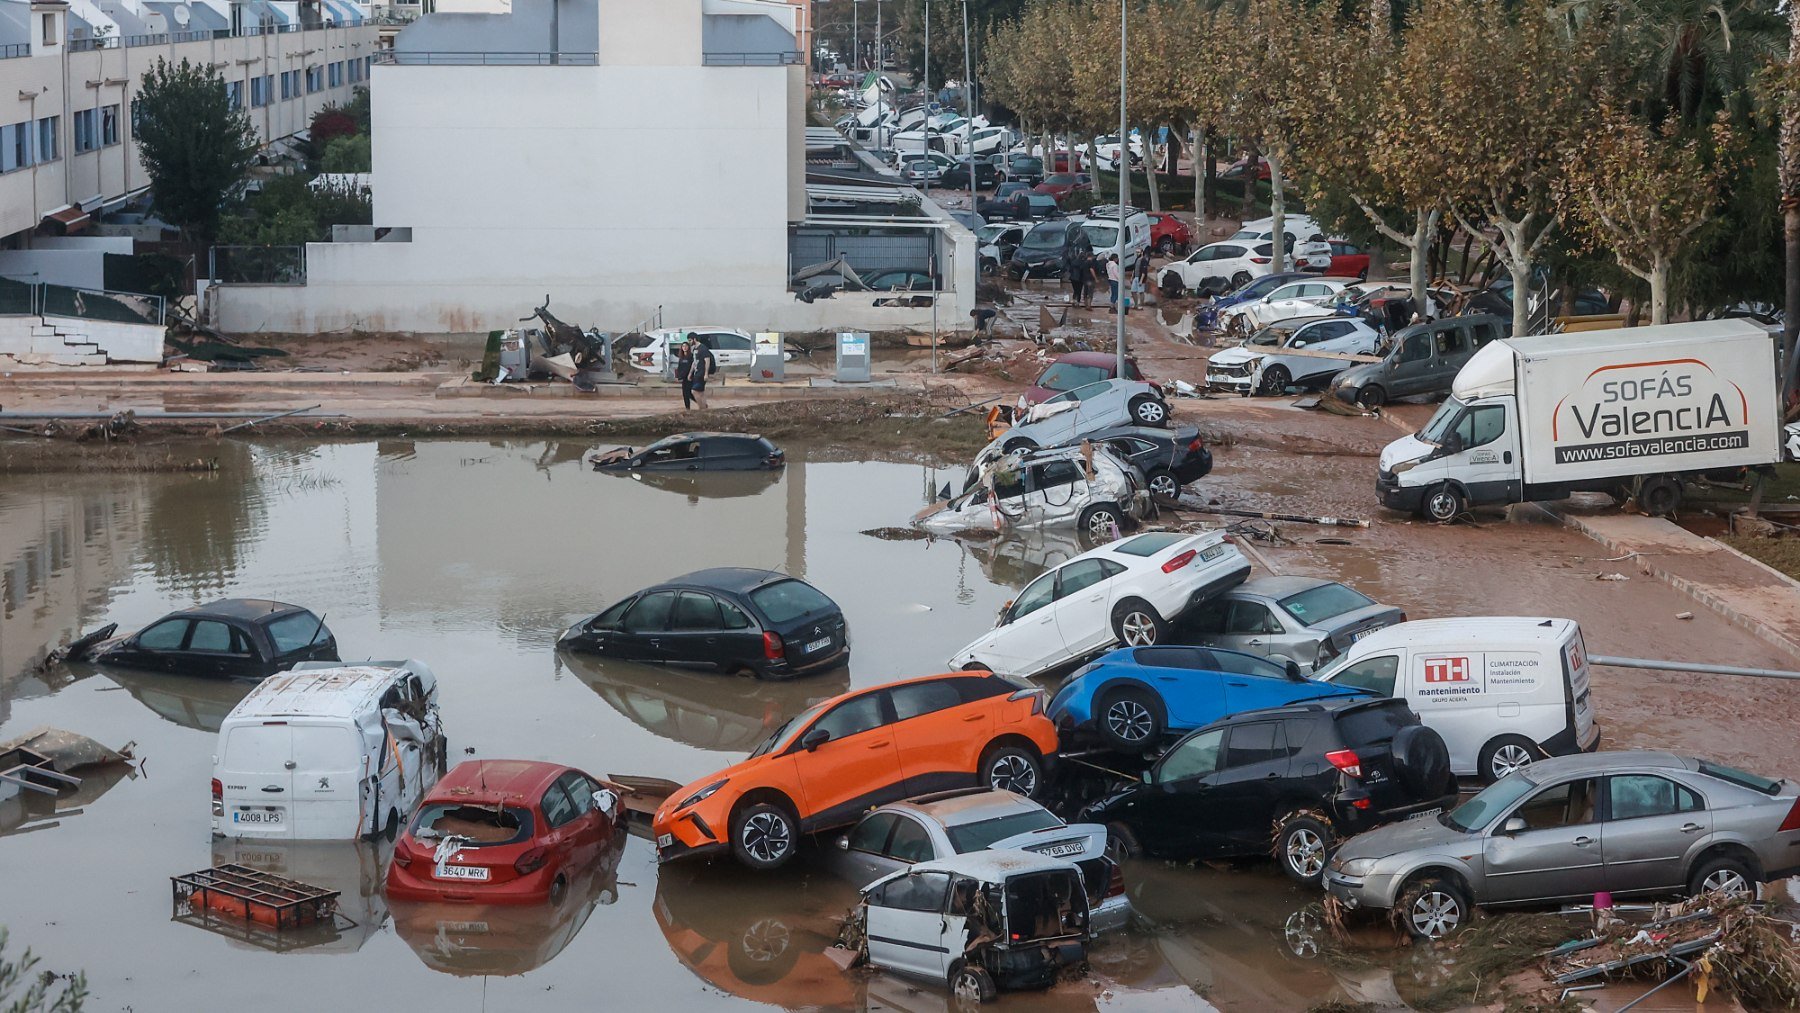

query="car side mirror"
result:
[1285,659,1304,682]
[1140,769,1156,786]
[802,728,831,752]
[836,835,850,851]
[998,600,1014,625]
[1501,816,1528,835]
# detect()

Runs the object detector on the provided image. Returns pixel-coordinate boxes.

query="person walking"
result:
[1106,255,1122,314]
[1067,250,1088,307]
[673,342,695,410]
[1082,254,1102,309]
[689,337,717,410]
[1132,253,1151,309]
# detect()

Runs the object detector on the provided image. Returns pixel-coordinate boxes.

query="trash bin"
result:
[835,332,871,382]
[750,332,785,382]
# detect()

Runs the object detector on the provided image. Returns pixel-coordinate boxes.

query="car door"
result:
[641,439,702,471]
[179,619,260,679]
[863,871,956,980]
[660,591,730,668]
[1446,400,1520,503]
[614,591,677,663]
[889,680,987,795]
[123,618,192,673]
[1388,330,1434,396]
[1131,727,1228,857]
[982,571,1065,673]
[1203,721,1291,851]
[1205,599,1284,658]
[841,812,905,883]
[1600,774,1709,896]
[792,690,903,826]
[1127,647,1227,730]
[538,778,586,873]
[1482,776,1604,903]
[700,332,752,368]
[1051,558,1128,658]
[1214,653,1311,714]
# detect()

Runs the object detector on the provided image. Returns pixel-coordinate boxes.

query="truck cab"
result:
[1378,393,1522,521]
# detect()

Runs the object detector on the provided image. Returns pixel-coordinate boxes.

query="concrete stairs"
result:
[0,313,163,366]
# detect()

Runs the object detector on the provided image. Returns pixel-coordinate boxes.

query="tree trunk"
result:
[1504,231,1532,337]
[1370,0,1388,50]
[1649,255,1671,325]
[1201,126,1215,219]
[1268,148,1286,273]
[1781,7,1800,400]
[1143,127,1161,212]
[1409,209,1437,310]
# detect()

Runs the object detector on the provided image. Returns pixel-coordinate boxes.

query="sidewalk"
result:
[1546,508,1800,660]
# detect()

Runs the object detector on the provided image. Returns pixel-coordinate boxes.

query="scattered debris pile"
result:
[1546,897,1800,1009]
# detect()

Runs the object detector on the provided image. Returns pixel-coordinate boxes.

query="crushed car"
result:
[586,433,785,473]
[913,444,1150,539]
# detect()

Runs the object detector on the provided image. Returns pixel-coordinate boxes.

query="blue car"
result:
[1046,645,1368,752]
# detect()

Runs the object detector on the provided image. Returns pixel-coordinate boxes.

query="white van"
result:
[212,661,444,841]
[1075,206,1153,272]
[1312,618,1599,783]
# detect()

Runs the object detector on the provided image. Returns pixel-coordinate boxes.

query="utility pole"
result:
[853,0,859,71]
[1115,0,1127,376]
[926,0,936,373]
[962,0,974,219]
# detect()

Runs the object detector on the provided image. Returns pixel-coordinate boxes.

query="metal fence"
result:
[0,276,165,325]
[210,245,306,286]
[703,51,802,66]
[788,227,934,286]
[375,50,599,66]
[0,43,26,59]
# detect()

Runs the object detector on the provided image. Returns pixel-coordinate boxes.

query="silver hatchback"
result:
[1325,751,1800,939]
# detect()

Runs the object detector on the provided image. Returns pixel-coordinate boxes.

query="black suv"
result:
[1080,697,1455,884]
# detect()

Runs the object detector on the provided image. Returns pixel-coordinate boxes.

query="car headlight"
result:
[675,779,728,811]
[1243,355,1263,368]
[1335,857,1377,877]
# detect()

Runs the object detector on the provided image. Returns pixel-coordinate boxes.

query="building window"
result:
[72,109,95,153]
[41,13,55,45]
[306,66,322,93]
[36,116,57,162]
[280,70,296,100]
[102,104,118,145]
[226,80,242,110]
[250,75,272,107]
[1,121,30,172]
[328,62,342,87]
[347,58,361,84]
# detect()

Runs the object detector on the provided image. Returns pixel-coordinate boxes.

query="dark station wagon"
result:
[71,598,339,680]
[587,432,785,473]
[559,568,848,680]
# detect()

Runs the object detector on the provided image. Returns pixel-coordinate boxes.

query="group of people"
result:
[1064,247,1150,313]
[672,339,716,410]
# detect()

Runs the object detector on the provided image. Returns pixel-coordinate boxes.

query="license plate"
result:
[435,864,489,881]
[233,809,282,825]
[657,833,673,848]
[440,921,489,933]
[805,637,832,653]
[1353,627,1379,643]
[1200,545,1226,562]
[1407,807,1443,821]
[1034,841,1085,859]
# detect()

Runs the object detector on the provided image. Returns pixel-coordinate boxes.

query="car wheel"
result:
[729,917,799,985]
[1397,874,1470,940]
[1097,686,1164,751]
[1357,268,1368,282]
[1231,272,1252,288]
[1355,384,1386,409]
[1146,468,1181,501]
[548,873,568,906]
[1111,599,1168,647]
[1689,853,1757,900]
[1275,811,1335,885]
[731,802,797,871]
[960,662,992,672]
[1637,474,1682,516]
[1258,365,1292,397]
[1423,483,1466,524]
[1078,503,1125,545]
[950,962,997,1007]
[979,259,998,277]
[1003,436,1036,454]
[1391,724,1453,797]
[981,744,1042,797]
[1105,821,1144,862]
[1129,395,1168,426]
[1156,237,1176,257]
[1161,276,1185,300]
[1477,734,1539,784]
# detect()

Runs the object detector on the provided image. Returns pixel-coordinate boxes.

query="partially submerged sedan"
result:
[59,598,338,680]
[1326,751,1800,939]
[914,445,1150,541]
[587,433,784,473]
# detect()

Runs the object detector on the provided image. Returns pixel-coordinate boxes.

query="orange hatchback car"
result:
[654,672,1060,870]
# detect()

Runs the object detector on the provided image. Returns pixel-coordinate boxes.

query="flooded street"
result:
[4,435,1799,1011]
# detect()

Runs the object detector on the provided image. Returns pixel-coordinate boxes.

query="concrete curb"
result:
[1542,506,1800,660]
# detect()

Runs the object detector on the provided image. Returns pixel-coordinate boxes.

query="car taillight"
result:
[763,631,784,660]
[1162,549,1197,573]
[1326,750,1363,778]
[1008,686,1046,715]
[212,778,222,800]
[1779,798,1800,833]
[1220,534,1236,544]
[1106,863,1126,898]
[211,777,223,817]
[1187,437,1205,453]
[392,840,413,867]
[1398,612,1408,623]
[1250,257,1271,264]
[515,847,547,875]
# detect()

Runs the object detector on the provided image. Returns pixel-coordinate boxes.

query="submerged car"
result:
[387,760,623,904]
[830,789,1130,933]
[559,568,847,680]
[1046,645,1368,751]
[914,444,1150,540]
[854,851,1091,1002]
[1326,752,1800,939]
[586,433,785,472]
[62,599,339,680]
[950,531,1251,678]
[652,672,1059,870]
[1180,576,1404,671]
[1086,697,1456,885]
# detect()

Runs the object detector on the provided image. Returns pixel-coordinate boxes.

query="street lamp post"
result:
[853,0,859,71]
[1114,0,1127,378]
[926,1,936,373]
[961,0,974,221]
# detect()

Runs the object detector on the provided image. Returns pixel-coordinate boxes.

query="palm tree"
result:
[1553,0,1784,126]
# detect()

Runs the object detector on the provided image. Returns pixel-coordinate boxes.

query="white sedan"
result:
[950,530,1252,678]
[1218,277,1357,334]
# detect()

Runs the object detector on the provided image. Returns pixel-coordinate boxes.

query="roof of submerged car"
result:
[895,790,1047,827]
[429,759,566,804]
[187,598,308,621]
[661,567,810,593]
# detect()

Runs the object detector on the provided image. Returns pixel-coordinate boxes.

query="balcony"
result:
[375,50,598,66]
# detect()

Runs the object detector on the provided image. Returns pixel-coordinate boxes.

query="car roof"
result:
[1231,575,1341,598]
[1515,751,1693,780]
[660,567,807,593]
[1086,424,1171,443]
[230,662,423,721]
[1203,695,1388,727]
[181,598,308,622]
[650,432,766,445]
[907,849,1078,881]
[430,759,566,802]
[893,790,1047,827]
[1351,617,1574,652]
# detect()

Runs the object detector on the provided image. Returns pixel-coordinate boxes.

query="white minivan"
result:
[1313,617,1600,783]
[212,660,445,840]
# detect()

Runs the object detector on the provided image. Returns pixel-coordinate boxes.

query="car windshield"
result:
[1278,583,1375,626]
[750,701,829,758]
[1444,773,1539,832]
[1235,275,1288,299]
[1036,361,1109,391]
[266,612,330,654]
[1418,396,1467,446]
[411,803,535,846]
[748,578,834,624]
[977,224,1012,243]
[1081,224,1119,248]
[1045,174,1076,185]
[1022,225,1065,249]
[1247,324,1298,347]
[945,810,1064,853]
[1013,156,1042,171]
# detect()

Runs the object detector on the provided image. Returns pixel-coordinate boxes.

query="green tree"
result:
[0,928,87,1013]
[321,134,371,173]
[133,58,259,244]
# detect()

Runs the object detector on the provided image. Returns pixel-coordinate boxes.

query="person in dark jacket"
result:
[689,337,717,410]
[674,342,695,409]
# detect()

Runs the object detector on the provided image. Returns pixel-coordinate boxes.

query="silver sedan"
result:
[1180,576,1403,670]
[1325,751,1800,939]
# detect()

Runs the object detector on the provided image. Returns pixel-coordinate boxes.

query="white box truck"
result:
[1377,319,1781,520]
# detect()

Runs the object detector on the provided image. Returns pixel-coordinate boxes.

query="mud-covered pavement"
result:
[5,421,1800,1011]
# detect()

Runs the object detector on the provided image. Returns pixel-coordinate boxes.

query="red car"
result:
[1033,172,1092,201]
[1325,240,1371,281]
[1220,155,1272,181]
[387,760,622,905]
[1047,150,1079,172]
[1022,350,1147,406]
[1147,212,1192,257]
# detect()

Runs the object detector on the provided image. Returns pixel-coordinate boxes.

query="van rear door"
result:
[219,723,295,838]
[290,723,367,839]
[1563,629,1597,750]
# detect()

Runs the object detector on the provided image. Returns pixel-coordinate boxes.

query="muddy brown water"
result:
[2,436,1796,1011]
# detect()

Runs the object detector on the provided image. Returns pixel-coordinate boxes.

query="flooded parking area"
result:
[3,436,1798,1011]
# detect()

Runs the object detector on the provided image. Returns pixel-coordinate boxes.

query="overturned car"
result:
[913,444,1151,542]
